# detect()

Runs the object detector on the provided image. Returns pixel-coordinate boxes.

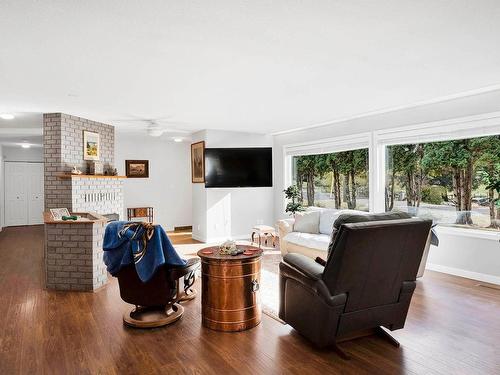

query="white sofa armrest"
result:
[277,218,295,255]
[417,229,432,278]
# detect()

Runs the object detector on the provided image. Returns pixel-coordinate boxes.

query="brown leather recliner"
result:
[118,257,200,328]
[279,218,432,358]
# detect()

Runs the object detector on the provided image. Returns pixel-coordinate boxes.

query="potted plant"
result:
[284,185,304,216]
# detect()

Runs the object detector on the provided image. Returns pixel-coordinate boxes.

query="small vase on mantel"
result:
[71,166,82,175]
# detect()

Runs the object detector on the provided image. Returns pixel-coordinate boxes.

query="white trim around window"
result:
[283,132,371,156]
[375,111,500,145]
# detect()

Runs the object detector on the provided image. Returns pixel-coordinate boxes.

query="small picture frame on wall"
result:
[191,141,205,183]
[83,130,100,160]
[89,161,104,175]
[126,160,149,178]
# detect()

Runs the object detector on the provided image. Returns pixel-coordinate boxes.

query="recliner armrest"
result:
[280,253,347,308]
[283,253,324,280]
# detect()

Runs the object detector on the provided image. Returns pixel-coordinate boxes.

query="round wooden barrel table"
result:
[197,245,263,332]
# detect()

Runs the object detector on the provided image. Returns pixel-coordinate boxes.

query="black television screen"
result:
[205,148,272,188]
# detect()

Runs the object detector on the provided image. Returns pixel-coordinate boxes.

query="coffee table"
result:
[197,245,263,332]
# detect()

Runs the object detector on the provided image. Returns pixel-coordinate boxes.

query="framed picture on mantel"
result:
[191,141,205,183]
[83,130,100,160]
[126,160,149,178]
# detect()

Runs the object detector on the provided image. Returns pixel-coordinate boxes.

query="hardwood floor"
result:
[1,225,499,374]
[166,230,202,245]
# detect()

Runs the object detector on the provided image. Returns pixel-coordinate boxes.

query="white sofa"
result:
[277,208,368,259]
[277,208,432,277]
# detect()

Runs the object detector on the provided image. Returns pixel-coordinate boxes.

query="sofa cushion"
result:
[319,209,339,235]
[293,211,320,234]
[319,209,368,235]
[327,211,412,257]
[283,232,330,251]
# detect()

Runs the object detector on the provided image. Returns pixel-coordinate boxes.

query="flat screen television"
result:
[205,147,272,188]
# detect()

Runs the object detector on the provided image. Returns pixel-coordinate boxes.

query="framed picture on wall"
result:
[83,130,100,160]
[126,160,149,178]
[191,141,205,183]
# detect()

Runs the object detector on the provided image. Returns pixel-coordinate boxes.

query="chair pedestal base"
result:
[123,303,184,328]
[179,288,197,302]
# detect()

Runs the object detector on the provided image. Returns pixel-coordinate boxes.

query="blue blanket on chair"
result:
[103,221,186,283]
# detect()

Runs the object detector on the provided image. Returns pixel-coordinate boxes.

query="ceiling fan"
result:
[143,119,191,137]
[111,117,191,138]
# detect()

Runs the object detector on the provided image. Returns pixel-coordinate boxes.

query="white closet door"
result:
[5,163,28,226]
[27,163,44,225]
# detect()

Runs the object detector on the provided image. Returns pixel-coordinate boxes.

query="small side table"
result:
[197,245,262,332]
[251,225,277,248]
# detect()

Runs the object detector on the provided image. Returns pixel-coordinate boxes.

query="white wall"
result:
[427,229,500,284]
[192,129,274,242]
[273,90,500,284]
[2,146,43,162]
[115,133,192,231]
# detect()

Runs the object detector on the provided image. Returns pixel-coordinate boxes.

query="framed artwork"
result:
[50,208,70,220]
[83,131,100,160]
[126,160,149,178]
[191,141,205,183]
[89,161,103,175]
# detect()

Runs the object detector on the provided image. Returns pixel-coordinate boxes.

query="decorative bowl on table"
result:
[219,240,237,255]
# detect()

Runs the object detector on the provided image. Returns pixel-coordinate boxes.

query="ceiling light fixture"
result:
[21,143,31,149]
[173,137,183,143]
[0,113,15,120]
[147,127,165,137]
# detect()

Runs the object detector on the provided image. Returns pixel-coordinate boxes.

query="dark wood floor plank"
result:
[0,225,499,374]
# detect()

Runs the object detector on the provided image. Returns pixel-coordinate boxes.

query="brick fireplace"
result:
[43,113,124,291]
[43,113,124,218]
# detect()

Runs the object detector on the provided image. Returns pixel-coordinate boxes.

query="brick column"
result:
[45,220,108,291]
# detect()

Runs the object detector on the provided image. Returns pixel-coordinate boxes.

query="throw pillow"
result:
[293,211,320,234]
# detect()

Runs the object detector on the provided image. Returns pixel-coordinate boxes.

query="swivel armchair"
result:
[279,217,432,358]
[117,257,200,328]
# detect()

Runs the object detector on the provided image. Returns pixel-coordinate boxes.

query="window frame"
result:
[373,111,500,215]
[283,132,372,213]
[282,111,500,238]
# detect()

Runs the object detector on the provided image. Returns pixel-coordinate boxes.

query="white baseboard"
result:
[426,263,500,285]
[191,233,206,242]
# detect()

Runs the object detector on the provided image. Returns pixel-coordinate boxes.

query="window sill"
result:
[435,225,500,241]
